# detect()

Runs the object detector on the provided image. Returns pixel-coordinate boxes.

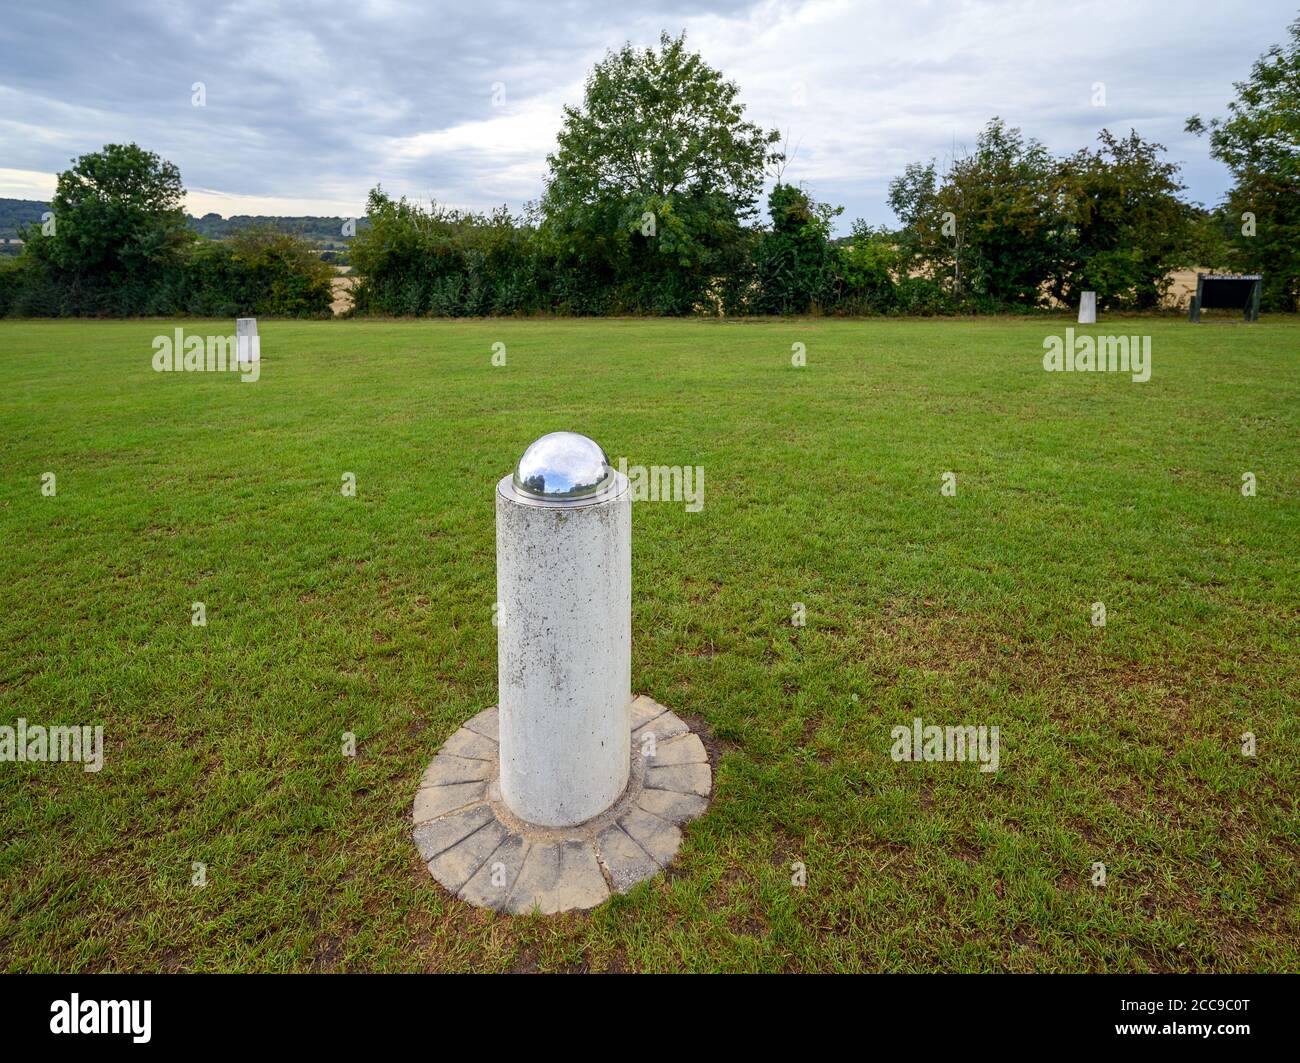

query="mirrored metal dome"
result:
[512,432,616,504]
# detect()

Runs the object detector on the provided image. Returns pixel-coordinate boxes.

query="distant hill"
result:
[0,198,47,244]
[0,198,367,257]
[188,211,368,249]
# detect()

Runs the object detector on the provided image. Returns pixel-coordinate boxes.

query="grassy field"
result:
[1,315,1296,973]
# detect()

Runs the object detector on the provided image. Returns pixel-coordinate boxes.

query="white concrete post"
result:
[495,432,631,827]
[236,317,260,362]
[1078,291,1097,324]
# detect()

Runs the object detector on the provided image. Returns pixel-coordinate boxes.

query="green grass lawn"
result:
[1,315,1297,972]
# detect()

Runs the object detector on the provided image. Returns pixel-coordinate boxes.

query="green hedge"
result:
[1,227,333,319]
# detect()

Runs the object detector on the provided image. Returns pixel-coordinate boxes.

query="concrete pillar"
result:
[1078,291,1097,324]
[236,317,260,362]
[495,432,631,827]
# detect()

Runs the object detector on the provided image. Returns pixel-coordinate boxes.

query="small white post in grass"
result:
[495,432,631,827]
[236,318,260,362]
[1078,291,1097,325]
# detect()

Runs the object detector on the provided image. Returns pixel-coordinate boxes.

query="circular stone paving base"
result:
[411,695,711,914]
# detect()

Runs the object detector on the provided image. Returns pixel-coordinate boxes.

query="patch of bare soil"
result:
[330,271,356,316]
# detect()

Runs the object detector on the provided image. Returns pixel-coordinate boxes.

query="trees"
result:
[886,161,949,296]
[24,143,190,297]
[1187,17,1300,310]
[887,121,1203,312]
[6,143,331,317]
[838,222,902,314]
[752,183,842,314]
[948,120,1064,307]
[889,121,1064,308]
[349,187,543,316]
[1054,130,1195,309]
[541,31,781,313]
[225,227,335,317]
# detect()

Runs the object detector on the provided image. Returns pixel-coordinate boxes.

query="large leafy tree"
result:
[1053,129,1194,309]
[25,143,190,285]
[948,120,1064,306]
[889,120,1065,307]
[1187,16,1300,309]
[752,183,842,314]
[541,31,781,313]
[887,160,946,282]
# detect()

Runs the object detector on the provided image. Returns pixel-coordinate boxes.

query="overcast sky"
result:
[0,0,1293,233]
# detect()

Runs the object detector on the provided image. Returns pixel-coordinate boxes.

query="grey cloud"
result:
[0,0,1293,228]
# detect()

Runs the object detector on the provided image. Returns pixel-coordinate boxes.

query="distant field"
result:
[1,316,1296,972]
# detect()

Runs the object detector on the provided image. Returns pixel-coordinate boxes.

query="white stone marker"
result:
[1078,291,1097,325]
[236,317,260,362]
[411,431,711,912]
[495,432,631,827]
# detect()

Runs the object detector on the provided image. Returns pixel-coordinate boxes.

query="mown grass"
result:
[0,315,1296,972]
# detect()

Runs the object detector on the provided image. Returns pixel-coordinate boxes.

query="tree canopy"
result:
[1187,16,1300,309]
[541,31,781,313]
[6,17,1299,319]
[3,143,331,317]
[26,143,190,284]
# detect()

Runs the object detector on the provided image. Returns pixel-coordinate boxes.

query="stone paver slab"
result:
[596,824,661,893]
[439,727,497,762]
[507,840,608,915]
[413,781,487,824]
[429,819,508,893]
[459,834,529,910]
[645,762,712,797]
[648,733,707,767]
[617,806,682,868]
[413,697,710,914]
[634,710,689,744]
[420,754,493,787]
[464,706,500,741]
[636,787,709,824]
[413,803,495,863]
[630,695,668,730]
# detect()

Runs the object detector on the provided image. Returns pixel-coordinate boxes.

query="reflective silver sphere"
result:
[512,432,616,503]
